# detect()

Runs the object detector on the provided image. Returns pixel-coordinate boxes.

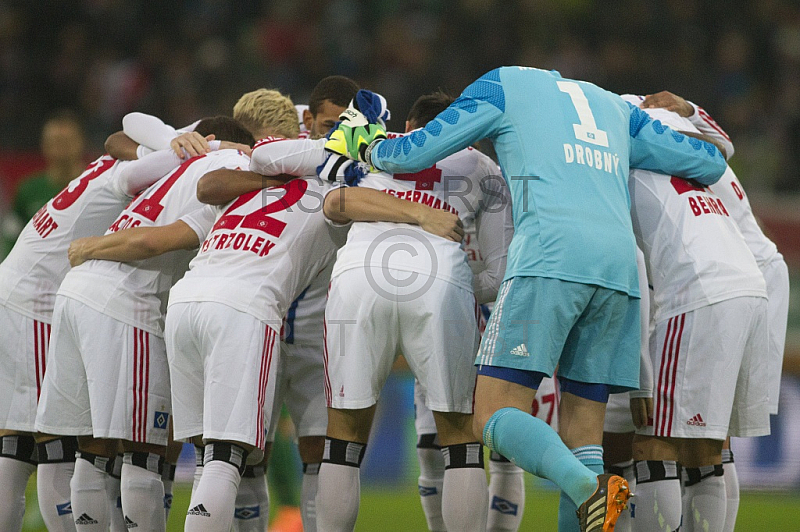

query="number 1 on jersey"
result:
[557,81,609,147]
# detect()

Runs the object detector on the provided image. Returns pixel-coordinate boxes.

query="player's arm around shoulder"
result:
[196,169,293,205]
[68,221,200,267]
[627,103,727,185]
[322,186,464,242]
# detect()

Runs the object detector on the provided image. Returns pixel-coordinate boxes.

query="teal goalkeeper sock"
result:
[558,446,604,531]
[483,408,598,507]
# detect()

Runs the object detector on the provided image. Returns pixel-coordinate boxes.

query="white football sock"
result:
[317,462,360,531]
[37,462,77,532]
[721,450,739,532]
[302,463,320,532]
[0,456,36,531]
[120,458,165,532]
[441,443,488,532]
[632,460,682,532]
[487,452,525,532]
[106,472,125,532]
[185,460,242,532]
[232,465,269,532]
[417,443,445,532]
[683,466,726,532]
[71,455,111,531]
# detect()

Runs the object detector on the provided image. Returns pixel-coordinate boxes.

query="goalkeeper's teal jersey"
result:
[370,67,727,297]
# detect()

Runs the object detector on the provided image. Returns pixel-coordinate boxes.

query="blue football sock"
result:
[483,407,598,507]
[558,446,604,531]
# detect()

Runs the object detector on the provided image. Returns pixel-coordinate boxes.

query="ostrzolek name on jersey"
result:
[200,231,276,257]
[563,143,621,175]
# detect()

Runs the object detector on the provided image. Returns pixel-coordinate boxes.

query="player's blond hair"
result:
[233,89,300,140]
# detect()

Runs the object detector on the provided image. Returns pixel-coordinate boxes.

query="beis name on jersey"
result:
[563,142,621,175]
[381,188,459,215]
[30,205,59,238]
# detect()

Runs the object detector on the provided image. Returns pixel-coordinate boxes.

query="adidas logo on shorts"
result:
[124,515,138,528]
[75,513,99,525]
[510,344,529,357]
[188,504,211,517]
[687,414,706,427]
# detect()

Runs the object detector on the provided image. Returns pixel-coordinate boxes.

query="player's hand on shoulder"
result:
[417,208,464,243]
[171,131,214,159]
[68,237,97,267]
[641,91,693,117]
[219,141,252,156]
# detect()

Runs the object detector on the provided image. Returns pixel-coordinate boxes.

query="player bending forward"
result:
[326,67,728,531]
[36,116,255,532]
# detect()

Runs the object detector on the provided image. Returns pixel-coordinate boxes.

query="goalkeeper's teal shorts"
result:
[475,276,640,393]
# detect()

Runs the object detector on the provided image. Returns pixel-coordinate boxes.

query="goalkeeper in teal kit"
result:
[326,67,727,532]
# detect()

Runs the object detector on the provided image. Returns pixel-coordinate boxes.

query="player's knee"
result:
[202,441,250,475]
[298,435,325,464]
[678,438,724,468]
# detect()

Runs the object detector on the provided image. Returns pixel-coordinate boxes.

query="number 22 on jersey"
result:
[212,179,309,239]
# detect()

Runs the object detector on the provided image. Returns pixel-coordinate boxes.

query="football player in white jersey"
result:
[0,133,193,532]
[262,75,360,532]
[619,96,770,532]
[639,91,790,532]
[394,91,529,532]
[252,88,510,531]
[66,144,462,532]
[35,115,257,532]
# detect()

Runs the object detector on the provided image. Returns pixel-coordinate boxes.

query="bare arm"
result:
[196,169,294,205]
[68,221,200,266]
[104,132,140,161]
[323,187,464,242]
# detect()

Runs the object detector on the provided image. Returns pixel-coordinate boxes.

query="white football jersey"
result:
[629,168,766,321]
[0,154,174,322]
[58,150,250,336]
[168,177,345,331]
[709,170,781,267]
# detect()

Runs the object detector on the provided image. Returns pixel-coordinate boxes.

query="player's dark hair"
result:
[194,116,255,147]
[407,91,456,129]
[308,76,360,116]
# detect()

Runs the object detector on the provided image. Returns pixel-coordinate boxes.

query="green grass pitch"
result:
[21,478,800,530]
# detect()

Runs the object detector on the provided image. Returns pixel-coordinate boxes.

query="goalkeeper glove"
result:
[324,102,387,164]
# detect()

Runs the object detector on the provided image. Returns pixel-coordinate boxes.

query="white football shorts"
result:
[36,296,171,445]
[267,340,327,441]
[0,304,50,432]
[166,301,279,453]
[639,296,770,440]
[324,267,479,413]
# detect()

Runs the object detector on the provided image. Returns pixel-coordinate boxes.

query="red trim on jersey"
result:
[656,315,686,437]
[256,327,276,450]
[132,328,150,443]
[33,320,49,399]
[322,316,332,407]
[656,317,675,436]
[697,107,731,142]
[667,314,686,436]
[253,136,288,149]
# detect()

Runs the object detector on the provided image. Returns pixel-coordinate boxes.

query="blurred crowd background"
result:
[1,0,799,192]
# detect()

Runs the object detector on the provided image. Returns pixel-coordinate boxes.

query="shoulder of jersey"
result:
[254,136,291,149]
